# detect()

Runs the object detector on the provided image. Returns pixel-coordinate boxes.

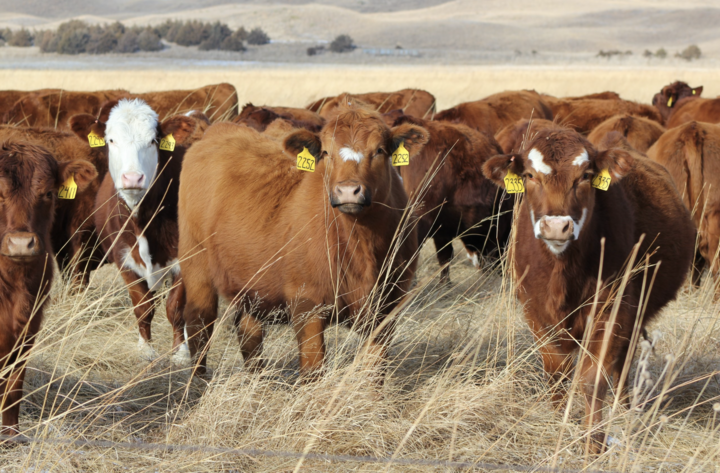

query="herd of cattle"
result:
[0,80,717,452]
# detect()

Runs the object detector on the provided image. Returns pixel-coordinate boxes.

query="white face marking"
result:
[339,147,363,162]
[534,208,588,255]
[120,236,179,292]
[105,99,160,209]
[572,149,589,166]
[528,148,552,175]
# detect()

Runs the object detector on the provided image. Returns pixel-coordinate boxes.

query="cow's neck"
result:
[665,97,697,124]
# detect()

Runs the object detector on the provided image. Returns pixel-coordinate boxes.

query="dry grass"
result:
[0,228,718,471]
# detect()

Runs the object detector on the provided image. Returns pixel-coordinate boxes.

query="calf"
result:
[434,90,554,137]
[0,125,108,286]
[549,98,662,134]
[587,114,665,153]
[235,103,324,133]
[178,107,427,378]
[307,89,437,120]
[646,121,720,285]
[391,114,513,282]
[652,81,720,129]
[0,141,95,438]
[482,127,694,451]
[91,99,198,361]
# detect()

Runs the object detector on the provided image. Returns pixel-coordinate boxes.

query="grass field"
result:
[1,67,720,471]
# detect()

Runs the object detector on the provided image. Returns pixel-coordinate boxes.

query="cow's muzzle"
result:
[1,232,42,259]
[538,216,575,242]
[331,181,372,215]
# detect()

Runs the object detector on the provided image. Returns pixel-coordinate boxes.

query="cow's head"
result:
[483,127,634,256]
[0,141,96,260]
[652,81,703,121]
[70,99,196,209]
[283,107,428,216]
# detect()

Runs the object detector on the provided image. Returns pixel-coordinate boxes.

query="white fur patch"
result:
[528,148,552,175]
[138,334,158,361]
[339,147,363,163]
[534,208,588,255]
[466,251,480,269]
[120,236,179,292]
[572,149,589,166]
[105,99,160,209]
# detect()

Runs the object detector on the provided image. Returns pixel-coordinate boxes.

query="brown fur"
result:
[652,81,704,126]
[92,114,198,352]
[0,141,95,438]
[0,125,108,286]
[434,90,554,137]
[137,83,238,122]
[482,127,694,451]
[392,114,513,281]
[0,89,60,119]
[494,118,557,154]
[587,114,666,153]
[550,98,663,134]
[235,103,324,133]
[307,89,437,120]
[646,121,720,283]
[178,107,427,379]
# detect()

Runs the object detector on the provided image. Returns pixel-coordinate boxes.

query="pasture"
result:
[1,67,719,472]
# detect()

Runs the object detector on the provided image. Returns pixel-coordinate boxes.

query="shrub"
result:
[116,29,139,53]
[199,22,232,51]
[155,20,177,39]
[246,27,270,45]
[137,27,163,51]
[8,28,32,47]
[164,20,184,43]
[220,28,246,51]
[307,45,324,56]
[677,44,701,61]
[655,48,667,59]
[0,28,11,43]
[86,25,119,54]
[56,20,91,54]
[643,49,652,57]
[36,30,57,52]
[173,20,211,46]
[329,34,355,53]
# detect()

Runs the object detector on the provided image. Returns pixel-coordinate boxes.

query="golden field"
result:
[0,66,719,472]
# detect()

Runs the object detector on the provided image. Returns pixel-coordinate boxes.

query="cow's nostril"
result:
[353,186,361,195]
[27,238,35,249]
[562,223,570,233]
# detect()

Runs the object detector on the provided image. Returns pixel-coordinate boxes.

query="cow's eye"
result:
[525,173,534,180]
[45,191,53,199]
[321,150,328,157]
[583,172,593,180]
[375,147,385,156]
[108,139,114,144]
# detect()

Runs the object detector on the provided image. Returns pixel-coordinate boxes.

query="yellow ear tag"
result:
[296,147,316,172]
[503,170,524,194]
[87,131,105,148]
[159,133,175,151]
[592,168,611,191]
[58,174,77,200]
[692,89,696,95]
[391,142,410,166]
[667,97,673,107]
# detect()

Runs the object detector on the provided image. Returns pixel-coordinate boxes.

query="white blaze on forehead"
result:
[105,99,160,208]
[528,148,553,175]
[572,149,589,166]
[339,147,363,162]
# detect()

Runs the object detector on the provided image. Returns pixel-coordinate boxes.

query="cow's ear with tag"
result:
[69,113,106,143]
[594,148,634,182]
[283,129,322,160]
[159,115,197,147]
[390,123,429,158]
[57,159,98,192]
[482,154,525,189]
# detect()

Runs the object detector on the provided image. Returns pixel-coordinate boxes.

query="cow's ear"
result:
[283,129,321,158]
[482,154,525,188]
[159,115,197,146]
[595,148,634,181]
[69,113,106,141]
[57,159,98,191]
[391,123,429,158]
[98,99,120,123]
[693,86,703,96]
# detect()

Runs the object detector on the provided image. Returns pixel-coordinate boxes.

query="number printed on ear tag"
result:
[391,142,410,166]
[87,131,105,148]
[504,170,525,194]
[159,133,176,151]
[58,174,77,200]
[296,147,316,172]
[592,168,611,191]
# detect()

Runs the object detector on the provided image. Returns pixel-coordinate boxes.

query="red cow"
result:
[549,98,662,134]
[587,114,665,153]
[90,99,198,362]
[482,127,694,451]
[652,81,720,129]
[234,103,324,132]
[307,89,437,120]
[178,107,427,378]
[0,141,95,438]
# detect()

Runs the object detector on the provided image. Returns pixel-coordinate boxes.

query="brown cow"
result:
[91,99,198,362]
[0,141,96,438]
[307,88,437,120]
[235,103,324,132]
[0,125,108,286]
[646,121,720,284]
[137,83,238,122]
[652,81,720,129]
[0,89,60,116]
[391,114,513,282]
[434,90,554,137]
[550,98,662,134]
[587,114,665,153]
[178,107,427,378]
[494,118,557,154]
[482,127,694,451]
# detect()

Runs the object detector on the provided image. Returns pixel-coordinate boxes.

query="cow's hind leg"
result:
[166,276,189,365]
[182,262,218,378]
[291,302,326,382]
[120,270,157,360]
[0,365,27,442]
[235,310,265,373]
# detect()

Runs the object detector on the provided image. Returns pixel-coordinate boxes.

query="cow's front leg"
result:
[120,269,157,360]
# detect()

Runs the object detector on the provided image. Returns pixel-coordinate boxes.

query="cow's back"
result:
[552,99,662,134]
[666,98,720,129]
[588,114,665,153]
[138,83,238,122]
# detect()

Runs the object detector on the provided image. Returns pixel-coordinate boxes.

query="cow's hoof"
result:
[171,342,191,366]
[138,336,158,361]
